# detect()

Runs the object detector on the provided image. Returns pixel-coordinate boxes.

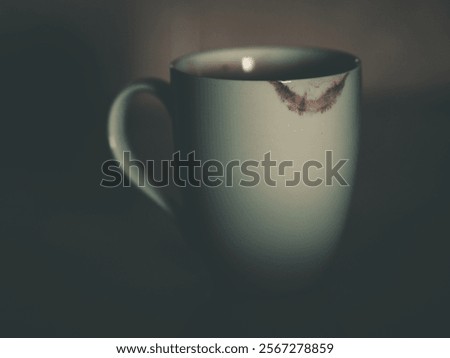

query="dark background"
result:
[1,0,449,337]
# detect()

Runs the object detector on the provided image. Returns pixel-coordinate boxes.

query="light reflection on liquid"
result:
[241,56,255,73]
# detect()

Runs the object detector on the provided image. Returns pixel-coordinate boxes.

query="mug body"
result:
[170,47,360,289]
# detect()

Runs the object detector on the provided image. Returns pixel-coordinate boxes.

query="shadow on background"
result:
[0,2,449,337]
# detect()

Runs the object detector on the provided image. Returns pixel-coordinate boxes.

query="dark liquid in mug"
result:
[172,47,359,81]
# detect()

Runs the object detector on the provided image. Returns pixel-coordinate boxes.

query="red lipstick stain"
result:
[269,73,349,115]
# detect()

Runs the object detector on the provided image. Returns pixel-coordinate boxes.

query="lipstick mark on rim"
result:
[269,73,349,116]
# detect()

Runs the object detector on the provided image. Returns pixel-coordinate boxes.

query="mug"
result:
[108,46,361,290]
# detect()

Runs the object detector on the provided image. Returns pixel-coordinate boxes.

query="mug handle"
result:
[108,78,174,215]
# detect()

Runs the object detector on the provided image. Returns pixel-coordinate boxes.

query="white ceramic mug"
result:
[108,47,361,289]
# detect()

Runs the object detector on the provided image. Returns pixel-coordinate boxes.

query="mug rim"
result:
[170,46,360,81]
